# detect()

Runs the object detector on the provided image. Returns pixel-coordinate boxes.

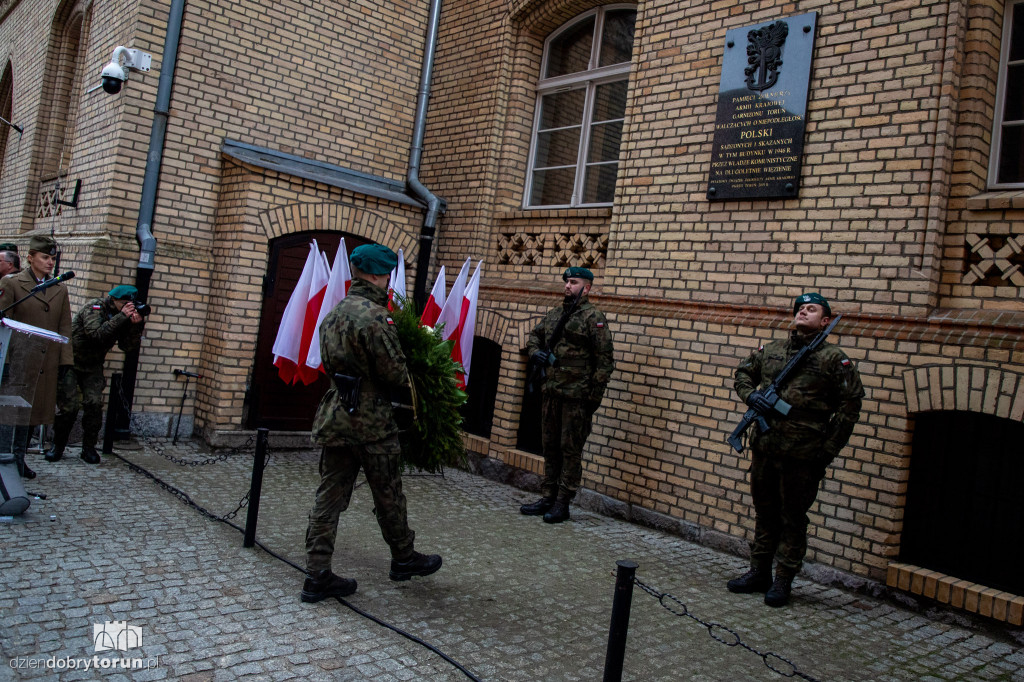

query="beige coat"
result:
[0,270,74,424]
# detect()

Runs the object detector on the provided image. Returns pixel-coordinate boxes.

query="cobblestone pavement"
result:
[2,438,1023,681]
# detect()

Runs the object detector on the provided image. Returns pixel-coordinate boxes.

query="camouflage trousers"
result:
[54,366,106,449]
[748,448,827,578]
[540,394,596,502]
[305,436,415,573]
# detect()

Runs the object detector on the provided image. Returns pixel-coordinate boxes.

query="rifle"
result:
[727,315,842,453]
[526,287,585,394]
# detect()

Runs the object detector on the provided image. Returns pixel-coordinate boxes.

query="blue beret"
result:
[350,244,399,275]
[793,292,831,316]
[562,267,594,282]
[108,285,138,300]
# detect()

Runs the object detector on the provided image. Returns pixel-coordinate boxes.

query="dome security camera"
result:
[101,61,127,94]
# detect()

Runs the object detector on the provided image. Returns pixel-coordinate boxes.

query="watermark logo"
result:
[93,621,143,652]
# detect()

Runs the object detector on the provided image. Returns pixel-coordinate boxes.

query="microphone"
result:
[174,369,201,378]
[30,270,75,293]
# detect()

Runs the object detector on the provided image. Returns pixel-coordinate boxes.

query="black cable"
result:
[108,451,483,682]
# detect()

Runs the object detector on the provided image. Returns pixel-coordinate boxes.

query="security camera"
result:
[98,46,152,95]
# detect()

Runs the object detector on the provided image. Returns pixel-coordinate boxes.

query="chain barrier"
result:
[632,576,821,682]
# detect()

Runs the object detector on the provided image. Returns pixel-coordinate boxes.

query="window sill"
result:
[496,207,613,221]
[962,190,1024,211]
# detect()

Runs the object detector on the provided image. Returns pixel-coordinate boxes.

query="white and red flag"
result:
[388,248,406,310]
[305,240,352,373]
[272,241,321,384]
[435,258,469,341]
[293,243,330,385]
[452,260,482,389]
[420,265,446,327]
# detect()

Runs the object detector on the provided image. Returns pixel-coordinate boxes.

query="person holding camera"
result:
[46,284,145,464]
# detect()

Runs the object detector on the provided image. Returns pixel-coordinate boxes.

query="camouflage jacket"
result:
[734,329,864,462]
[526,295,615,402]
[312,278,409,446]
[72,296,145,369]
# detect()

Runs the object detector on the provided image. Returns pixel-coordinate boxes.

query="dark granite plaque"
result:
[706,12,817,201]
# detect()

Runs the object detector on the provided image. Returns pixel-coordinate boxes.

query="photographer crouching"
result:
[47,284,147,464]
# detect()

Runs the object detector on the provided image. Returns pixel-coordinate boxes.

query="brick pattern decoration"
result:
[964,233,1024,287]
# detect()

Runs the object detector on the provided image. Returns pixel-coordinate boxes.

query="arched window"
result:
[525,5,636,208]
[0,62,13,182]
[39,1,91,180]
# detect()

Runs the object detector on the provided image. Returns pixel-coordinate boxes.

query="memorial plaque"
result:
[706,12,817,201]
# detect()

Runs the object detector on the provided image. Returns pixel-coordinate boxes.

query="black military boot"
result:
[542,500,570,524]
[389,552,442,581]
[300,569,357,603]
[764,574,793,607]
[726,565,773,593]
[44,445,65,462]
[80,445,101,464]
[519,497,555,516]
[16,458,36,480]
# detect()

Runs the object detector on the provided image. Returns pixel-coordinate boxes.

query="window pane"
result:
[592,80,628,122]
[588,120,623,163]
[581,162,618,203]
[599,9,636,67]
[531,167,577,205]
[546,17,595,78]
[1004,64,1024,121]
[538,89,586,130]
[534,128,582,168]
[998,125,1023,183]
[1010,3,1024,62]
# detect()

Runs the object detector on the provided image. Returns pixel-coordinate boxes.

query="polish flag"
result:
[420,265,446,327]
[388,248,406,310]
[294,242,330,385]
[452,261,481,389]
[272,241,319,384]
[435,258,469,340]
[306,240,353,373]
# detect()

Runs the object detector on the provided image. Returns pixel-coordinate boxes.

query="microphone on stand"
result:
[30,270,75,293]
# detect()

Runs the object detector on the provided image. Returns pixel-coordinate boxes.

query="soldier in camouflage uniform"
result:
[729,293,864,607]
[301,243,442,603]
[520,267,615,524]
[46,285,145,464]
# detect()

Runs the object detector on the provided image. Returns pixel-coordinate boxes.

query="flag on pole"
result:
[388,248,406,310]
[306,239,352,373]
[420,265,446,326]
[452,260,481,389]
[272,241,319,384]
[435,258,469,340]
[294,242,330,385]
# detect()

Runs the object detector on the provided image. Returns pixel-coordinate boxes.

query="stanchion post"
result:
[602,559,638,682]
[243,428,269,548]
[102,372,123,454]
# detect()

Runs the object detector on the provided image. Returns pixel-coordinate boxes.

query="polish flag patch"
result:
[841,358,851,366]
[92,304,103,310]
[386,317,394,325]
[595,322,604,328]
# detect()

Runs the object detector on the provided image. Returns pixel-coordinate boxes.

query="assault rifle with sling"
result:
[727,315,842,453]
[526,287,584,394]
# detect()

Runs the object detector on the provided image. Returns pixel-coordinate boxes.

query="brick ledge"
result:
[886,562,1024,626]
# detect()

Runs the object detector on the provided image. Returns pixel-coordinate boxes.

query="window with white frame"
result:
[526,5,636,208]
[991,0,1024,188]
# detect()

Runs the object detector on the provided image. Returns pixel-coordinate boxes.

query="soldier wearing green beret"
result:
[0,235,73,479]
[301,243,442,603]
[520,267,615,523]
[0,242,17,252]
[46,285,145,464]
[728,293,864,607]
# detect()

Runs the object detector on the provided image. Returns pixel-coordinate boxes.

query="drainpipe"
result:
[117,0,187,436]
[409,0,446,310]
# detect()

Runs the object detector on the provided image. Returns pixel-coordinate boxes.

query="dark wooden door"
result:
[248,232,369,430]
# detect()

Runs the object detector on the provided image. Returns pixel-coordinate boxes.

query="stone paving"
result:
[2,437,1023,681]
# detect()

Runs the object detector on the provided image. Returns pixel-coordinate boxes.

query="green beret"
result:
[793,292,831,317]
[562,267,594,282]
[28,235,57,255]
[350,243,398,275]
[108,285,138,300]
[0,242,16,252]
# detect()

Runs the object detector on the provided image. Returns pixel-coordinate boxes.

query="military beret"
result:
[108,285,138,300]
[28,235,57,255]
[793,292,831,317]
[562,267,594,282]
[350,243,399,275]
[0,242,16,252]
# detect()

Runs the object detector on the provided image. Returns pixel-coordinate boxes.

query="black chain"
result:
[632,577,821,682]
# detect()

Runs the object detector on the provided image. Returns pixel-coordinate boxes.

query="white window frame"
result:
[989,0,1024,189]
[524,5,636,209]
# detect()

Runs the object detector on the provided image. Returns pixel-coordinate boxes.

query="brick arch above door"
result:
[257,202,418,261]
[902,364,1024,421]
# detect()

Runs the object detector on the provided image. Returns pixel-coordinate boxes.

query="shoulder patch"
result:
[841,358,851,366]
[595,322,604,328]
[91,304,102,310]
[386,317,394,325]
[758,345,764,352]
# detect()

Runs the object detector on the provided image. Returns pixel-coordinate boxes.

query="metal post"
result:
[243,428,269,548]
[102,373,123,454]
[602,559,638,682]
